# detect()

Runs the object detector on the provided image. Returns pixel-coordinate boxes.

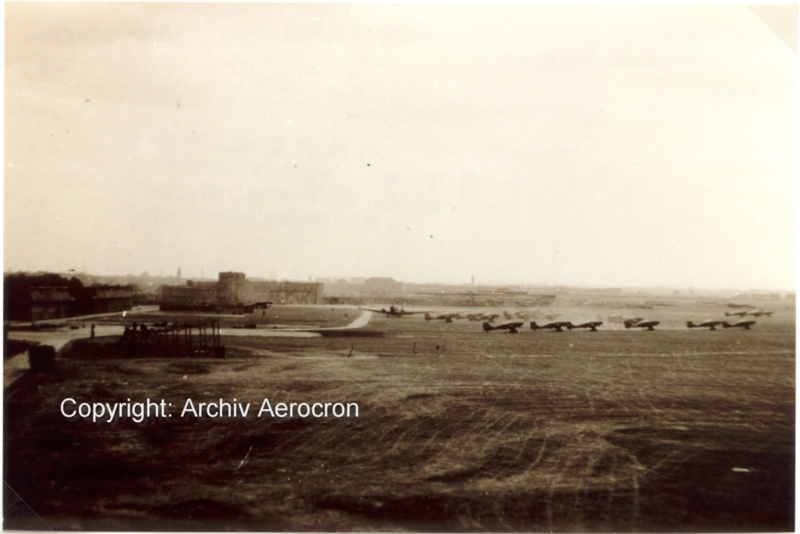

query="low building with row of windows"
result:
[7,285,136,322]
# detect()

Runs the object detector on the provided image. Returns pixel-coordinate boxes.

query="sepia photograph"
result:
[3,3,796,531]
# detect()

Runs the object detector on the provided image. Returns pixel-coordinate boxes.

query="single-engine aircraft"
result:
[567,321,604,332]
[725,310,749,317]
[748,310,773,317]
[624,319,660,331]
[530,321,573,332]
[687,320,723,330]
[504,311,534,320]
[424,313,462,323]
[360,306,425,318]
[466,313,499,322]
[483,321,524,334]
[722,320,756,330]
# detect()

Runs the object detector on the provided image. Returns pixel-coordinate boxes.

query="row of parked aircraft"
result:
[359,307,500,322]
[361,306,766,334]
[723,309,773,317]
[481,320,604,334]
[484,319,611,334]
[482,317,759,334]
[686,320,756,330]
[424,312,501,323]
[362,306,564,322]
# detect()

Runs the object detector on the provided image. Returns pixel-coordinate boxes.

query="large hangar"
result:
[160,272,322,311]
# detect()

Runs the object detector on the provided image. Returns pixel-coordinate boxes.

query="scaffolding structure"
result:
[117,320,225,358]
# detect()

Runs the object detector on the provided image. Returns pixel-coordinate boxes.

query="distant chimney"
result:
[177,266,182,279]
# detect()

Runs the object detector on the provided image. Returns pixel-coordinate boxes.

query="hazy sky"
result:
[5,4,796,290]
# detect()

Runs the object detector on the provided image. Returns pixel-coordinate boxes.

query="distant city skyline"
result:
[5,4,795,292]
[3,265,793,296]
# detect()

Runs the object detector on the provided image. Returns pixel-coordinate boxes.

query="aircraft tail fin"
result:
[483,322,494,332]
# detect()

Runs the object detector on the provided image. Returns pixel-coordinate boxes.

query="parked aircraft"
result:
[466,313,500,322]
[504,310,534,321]
[483,321,524,334]
[567,321,604,332]
[530,321,573,332]
[609,315,644,324]
[722,320,757,330]
[424,313,462,323]
[624,319,660,330]
[725,310,749,317]
[748,310,774,317]
[360,306,425,318]
[245,301,274,312]
[687,320,723,330]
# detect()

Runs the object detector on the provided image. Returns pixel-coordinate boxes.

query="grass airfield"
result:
[4,298,795,531]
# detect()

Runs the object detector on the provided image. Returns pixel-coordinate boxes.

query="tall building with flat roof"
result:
[217,272,246,306]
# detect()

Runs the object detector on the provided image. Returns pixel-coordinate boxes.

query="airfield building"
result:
[73,286,136,315]
[160,272,322,311]
[363,277,404,295]
[5,284,135,322]
[16,287,75,322]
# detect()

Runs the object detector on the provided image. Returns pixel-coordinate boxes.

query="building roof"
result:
[29,287,74,303]
[83,286,136,299]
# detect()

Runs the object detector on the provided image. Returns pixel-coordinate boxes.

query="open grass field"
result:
[4,299,795,531]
